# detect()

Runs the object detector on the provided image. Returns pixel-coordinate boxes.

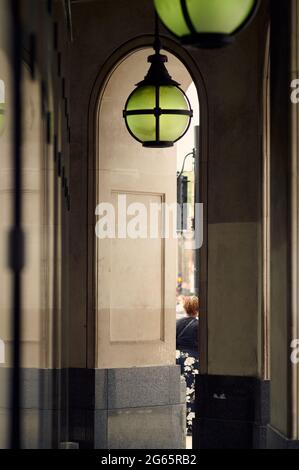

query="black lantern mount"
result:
[123,24,193,148]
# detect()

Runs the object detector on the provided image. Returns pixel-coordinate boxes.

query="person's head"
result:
[183,296,199,318]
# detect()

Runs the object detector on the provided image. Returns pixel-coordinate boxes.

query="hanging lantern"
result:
[153,0,260,48]
[123,20,193,148]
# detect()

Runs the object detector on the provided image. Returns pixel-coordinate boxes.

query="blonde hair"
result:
[183,296,199,317]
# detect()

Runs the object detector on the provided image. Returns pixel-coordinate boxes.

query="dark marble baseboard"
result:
[193,374,270,449]
[0,368,67,448]
[70,404,186,450]
[0,367,67,411]
[267,425,299,449]
[68,366,184,410]
[1,365,186,449]
[10,368,297,449]
[68,365,186,449]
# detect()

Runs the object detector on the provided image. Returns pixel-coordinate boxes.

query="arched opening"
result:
[89,43,206,449]
[96,48,199,364]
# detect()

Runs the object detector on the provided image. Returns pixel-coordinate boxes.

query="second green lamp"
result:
[154,0,260,48]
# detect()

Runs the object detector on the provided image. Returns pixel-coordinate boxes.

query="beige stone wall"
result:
[207,222,260,376]
[0,2,13,447]
[8,64,58,370]
[21,65,43,368]
[0,50,13,370]
[0,4,69,374]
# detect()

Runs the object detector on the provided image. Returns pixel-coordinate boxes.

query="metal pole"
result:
[9,0,24,449]
[194,125,200,297]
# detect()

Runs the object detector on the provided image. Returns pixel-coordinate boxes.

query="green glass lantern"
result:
[123,33,193,148]
[154,0,260,48]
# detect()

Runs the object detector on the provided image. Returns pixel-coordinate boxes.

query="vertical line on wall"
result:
[290,0,299,441]
[10,0,23,450]
[262,26,271,382]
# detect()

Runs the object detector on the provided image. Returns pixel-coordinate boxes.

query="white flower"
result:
[187,412,195,421]
[176,350,180,359]
[184,357,195,366]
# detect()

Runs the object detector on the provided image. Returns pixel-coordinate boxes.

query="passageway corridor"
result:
[0,0,299,451]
